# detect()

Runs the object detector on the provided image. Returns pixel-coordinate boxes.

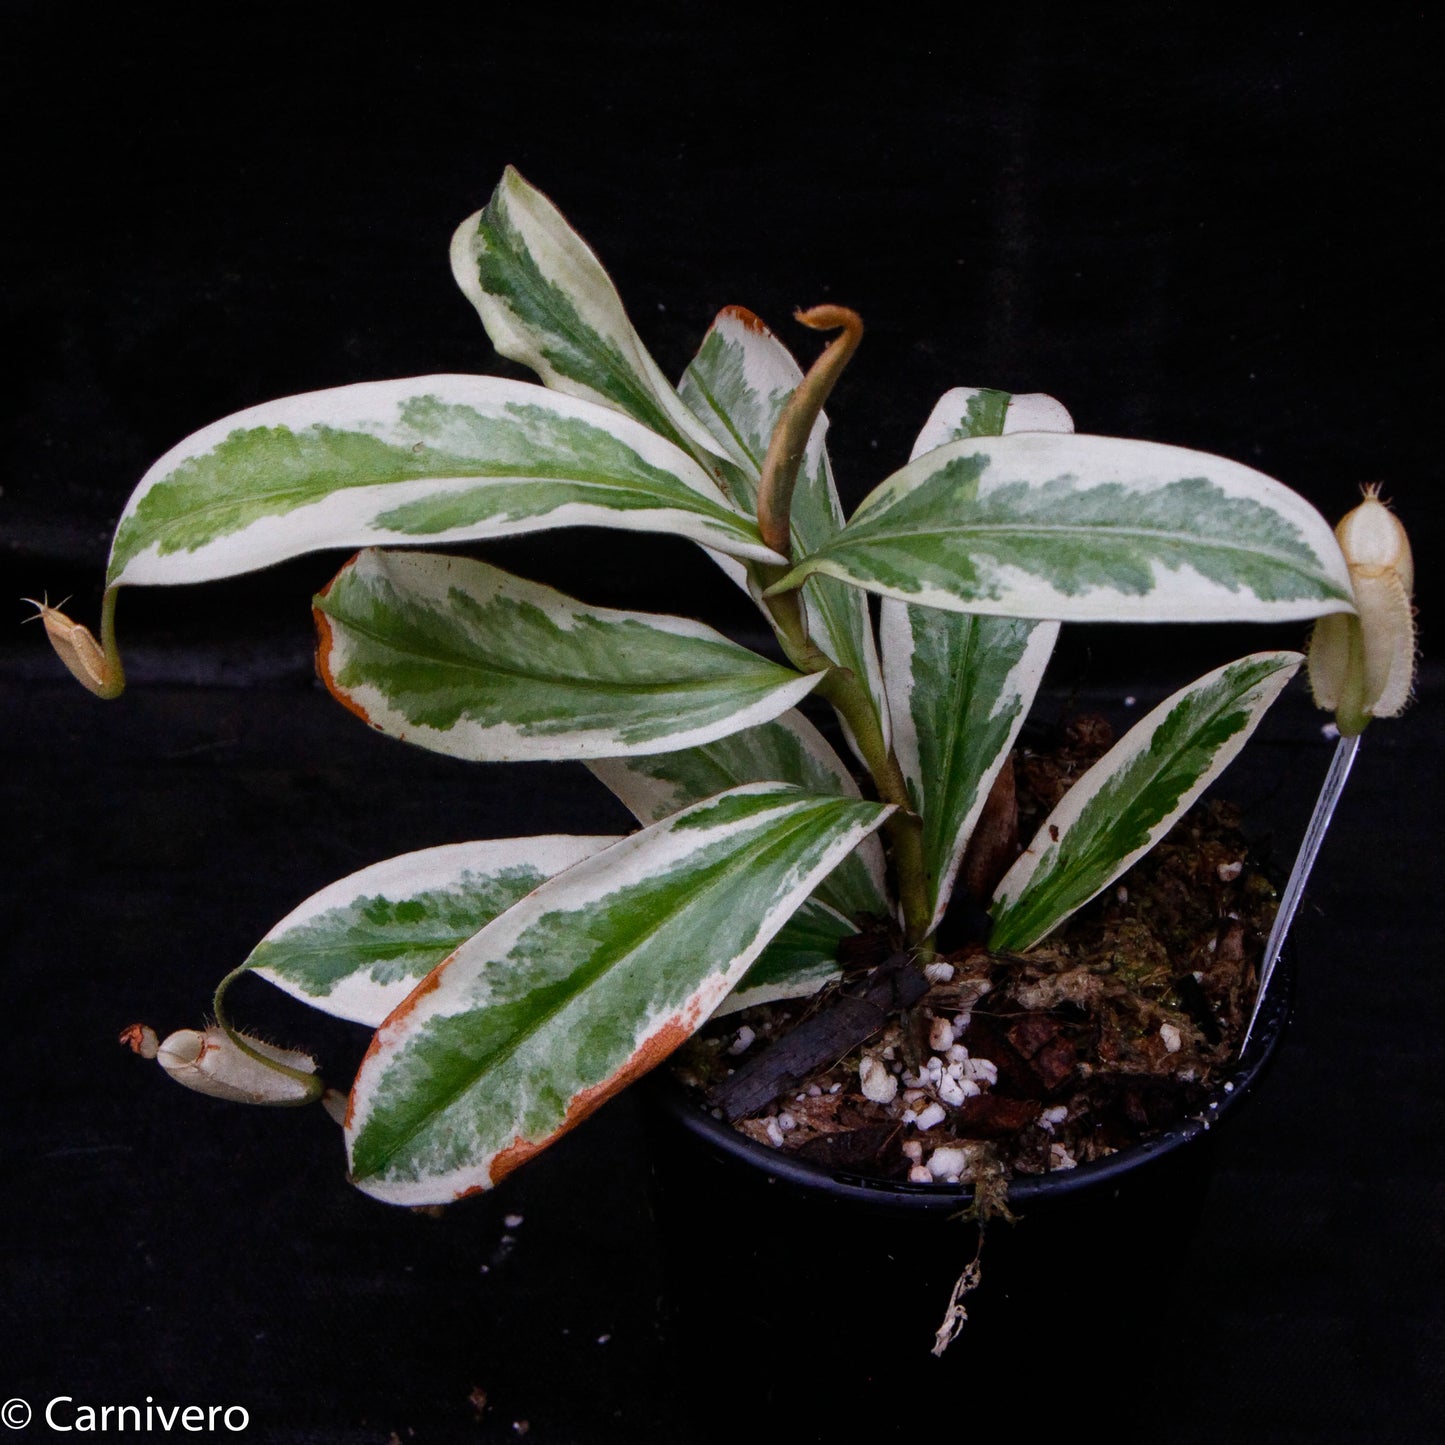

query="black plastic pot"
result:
[643,955,1293,1441]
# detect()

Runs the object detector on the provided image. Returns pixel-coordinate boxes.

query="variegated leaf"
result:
[882,387,1068,931]
[678,306,889,752]
[450,167,729,474]
[884,609,1058,933]
[677,306,784,495]
[315,549,822,762]
[989,651,1302,952]
[771,432,1355,623]
[713,897,854,1017]
[105,374,781,589]
[245,836,620,1026]
[345,784,893,1203]
[588,710,888,920]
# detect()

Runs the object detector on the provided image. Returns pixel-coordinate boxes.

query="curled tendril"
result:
[755,305,864,561]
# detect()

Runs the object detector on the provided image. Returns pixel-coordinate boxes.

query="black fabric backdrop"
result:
[4,8,1440,1441]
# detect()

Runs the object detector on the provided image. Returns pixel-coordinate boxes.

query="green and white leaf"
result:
[106,374,782,589]
[315,549,822,762]
[713,897,854,1017]
[989,651,1302,952]
[677,306,785,493]
[884,608,1058,932]
[678,305,890,753]
[771,432,1354,622]
[588,709,888,920]
[450,166,729,475]
[882,387,1069,931]
[246,836,621,1026]
[346,783,893,1204]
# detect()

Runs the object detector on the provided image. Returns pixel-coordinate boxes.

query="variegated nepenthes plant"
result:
[36,166,1396,1208]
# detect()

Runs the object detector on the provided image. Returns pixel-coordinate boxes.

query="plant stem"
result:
[97,586,126,698]
[818,667,935,960]
[751,304,933,957]
[763,578,934,956]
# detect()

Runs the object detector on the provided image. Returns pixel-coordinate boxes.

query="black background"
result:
[4,7,1441,1442]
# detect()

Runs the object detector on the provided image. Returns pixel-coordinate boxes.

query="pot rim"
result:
[646,947,1294,1214]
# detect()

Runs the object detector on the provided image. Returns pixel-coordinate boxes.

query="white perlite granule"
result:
[1159,1023,1183,1053]
[858,1056,898,1104]
[962,1057,997,1085]
[927,1145,970,1180]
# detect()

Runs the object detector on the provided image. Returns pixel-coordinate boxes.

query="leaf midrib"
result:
[926,614,988,893]
[684,371,764,477]
[327,606,793,700]
[256,932,475,972]
[118,462,752,560]
[836,519,1322,571]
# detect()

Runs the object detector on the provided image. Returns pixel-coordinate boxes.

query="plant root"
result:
[930,1230,986,1357]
